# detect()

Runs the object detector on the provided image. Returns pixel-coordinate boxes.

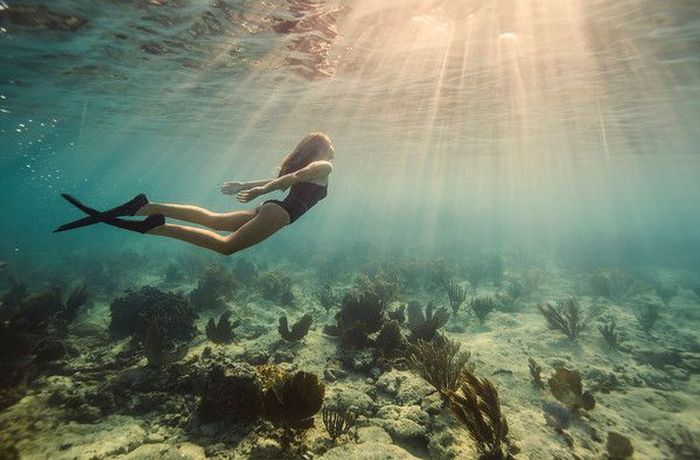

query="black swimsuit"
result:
[263,181,328,224]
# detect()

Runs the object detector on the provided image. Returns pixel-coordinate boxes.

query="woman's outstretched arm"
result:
[236,161,332,203]
[220,179,272,195]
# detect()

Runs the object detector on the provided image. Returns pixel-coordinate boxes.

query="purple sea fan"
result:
[542,401,571,431]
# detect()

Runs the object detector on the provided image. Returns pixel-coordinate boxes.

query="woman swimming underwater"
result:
[54,132,334,255]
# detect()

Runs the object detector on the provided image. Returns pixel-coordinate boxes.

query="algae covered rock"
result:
[606,432,634,459]
[198,363,263,423]
[548,367,595,411]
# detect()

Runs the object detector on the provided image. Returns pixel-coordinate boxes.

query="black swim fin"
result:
[53,193,149,233]
[56,193,164,234]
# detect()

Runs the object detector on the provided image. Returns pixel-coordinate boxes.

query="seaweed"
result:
[407,300,449,341]
[470,296,498,325]
[410,335,473,395]
[446,280,467,315]
[548,367,595,411]
[205,311,239,344]
[537,298,586,341]
[447,372,514,459]
[278,313,313,342]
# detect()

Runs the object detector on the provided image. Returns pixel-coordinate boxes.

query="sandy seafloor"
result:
[1,246,699,460]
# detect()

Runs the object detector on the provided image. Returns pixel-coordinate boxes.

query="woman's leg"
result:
[136,202,257,232]
[146,202,289,255]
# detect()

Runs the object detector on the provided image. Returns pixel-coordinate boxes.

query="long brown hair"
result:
[277,132,332,178]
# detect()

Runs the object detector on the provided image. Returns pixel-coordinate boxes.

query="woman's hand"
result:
[220,181,245,195]
[236,186,265,203]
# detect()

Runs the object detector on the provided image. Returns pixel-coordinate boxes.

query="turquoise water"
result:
[1,0,699,270]
[1,1,700,458]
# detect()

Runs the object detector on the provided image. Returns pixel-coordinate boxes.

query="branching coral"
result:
[537,298,586,341]
[410,336,473,395]
[407,301,449,341]
[598,319,621,349]
[322,402,357,442]
[447,372,514,459]
[470,296,498,325]
[446,281,467,314]
[205,311,239,344]
[278,313,313,342]
[327,290,385,348]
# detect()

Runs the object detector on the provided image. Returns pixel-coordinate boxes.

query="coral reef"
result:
[547,367,595,411]
[205,311,239,344]
[278,313,313,342]
[376,320,405,358]
[198,364,263,422]
[258,271,295,305]
[232,258,257,283]
[109,286,198,346]
[406,301,449,341]
[326,290,386,348]
[537,298,586,341]
[189,264,237,311]
[354,270,399,304]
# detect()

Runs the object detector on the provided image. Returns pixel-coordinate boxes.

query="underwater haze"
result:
[1,0,699,459]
